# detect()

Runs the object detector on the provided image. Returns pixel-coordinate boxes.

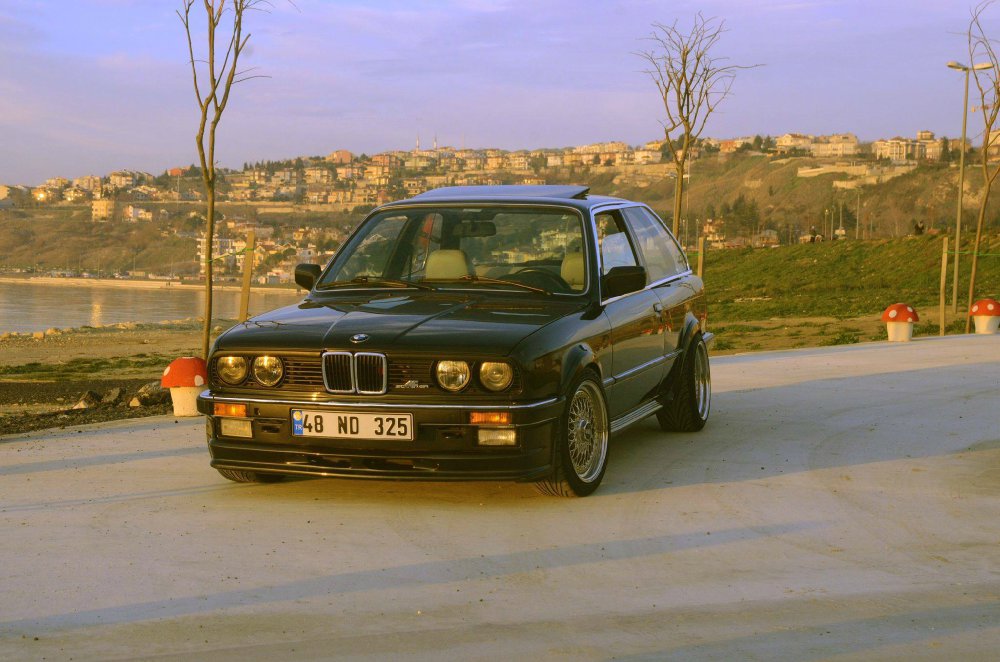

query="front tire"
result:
[657,333,711,432]
[536,373,609,497]
[217,468,286,484]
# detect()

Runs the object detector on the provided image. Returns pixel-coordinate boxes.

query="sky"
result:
[0,0,991,185]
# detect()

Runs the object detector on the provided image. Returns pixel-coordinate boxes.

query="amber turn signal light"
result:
[469,411,511,425]
[214,403,248,418]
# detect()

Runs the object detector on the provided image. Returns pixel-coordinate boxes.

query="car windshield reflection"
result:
[318,207,587,295]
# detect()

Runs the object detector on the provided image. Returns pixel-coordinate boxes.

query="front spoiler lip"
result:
[209,441,552,482]
[197,389,562,412]
[209,458,551,482]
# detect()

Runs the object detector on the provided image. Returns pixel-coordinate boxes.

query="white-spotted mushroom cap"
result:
[881,303,918,323]
[161,356,208,388]
[971,298,1000,316]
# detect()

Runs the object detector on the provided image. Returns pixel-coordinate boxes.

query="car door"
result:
[621,206,693,374]
[595,210,666,420]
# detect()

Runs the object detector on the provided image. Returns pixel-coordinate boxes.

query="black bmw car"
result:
[197,185,711,496]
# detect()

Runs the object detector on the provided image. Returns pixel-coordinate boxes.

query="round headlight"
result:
[216,356,248,385]
[479,361,514,391]
[435,360,470,392]
[252,355,284,387]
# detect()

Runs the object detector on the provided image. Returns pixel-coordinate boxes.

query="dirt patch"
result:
[0,321,211,437]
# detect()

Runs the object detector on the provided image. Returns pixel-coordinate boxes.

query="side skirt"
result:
[609,399,662,435]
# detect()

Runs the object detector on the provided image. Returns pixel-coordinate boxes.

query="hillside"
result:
[553,153,1000,243]
[703,233,1000,321]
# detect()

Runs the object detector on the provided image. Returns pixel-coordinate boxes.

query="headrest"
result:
[426,249,471,279]
[560,252,585,289]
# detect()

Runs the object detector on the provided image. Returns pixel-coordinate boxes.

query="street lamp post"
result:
[947,60,992,314]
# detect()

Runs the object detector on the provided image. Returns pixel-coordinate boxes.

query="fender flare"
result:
[560,343,602,395]
[663,313,706,393]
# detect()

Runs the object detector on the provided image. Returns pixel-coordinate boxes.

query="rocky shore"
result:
[0,319,218,436]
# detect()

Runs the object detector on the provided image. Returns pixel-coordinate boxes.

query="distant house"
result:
[326,150,354,165]
[634,149,662,164]
[720,137,753,153]
[776,133,814,152]
[874,137,920,162]
[73,175,102,191]
[92,199,116,221]
[123,205,153,222]
[811,133,858,158]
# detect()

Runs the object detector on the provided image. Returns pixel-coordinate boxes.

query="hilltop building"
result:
[776,133,858,157]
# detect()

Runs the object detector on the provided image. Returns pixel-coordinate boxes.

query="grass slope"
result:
[705,233,1000,321]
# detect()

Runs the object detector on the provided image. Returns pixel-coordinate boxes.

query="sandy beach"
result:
[0,275,304,296]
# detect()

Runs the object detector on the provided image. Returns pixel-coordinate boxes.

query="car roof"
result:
[377,185,631,213]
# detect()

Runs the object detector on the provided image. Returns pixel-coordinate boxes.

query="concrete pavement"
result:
[1,335,998,660]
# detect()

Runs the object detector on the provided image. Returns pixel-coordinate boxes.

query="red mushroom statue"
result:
[161,357,208,417]
[881,303,918,342]
[971,298,1000,335]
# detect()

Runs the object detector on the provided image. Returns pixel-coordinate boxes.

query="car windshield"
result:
[318,206,588,295]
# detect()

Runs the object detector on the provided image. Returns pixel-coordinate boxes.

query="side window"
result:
[621,207,687,281]
[595,212,639,275]
[335,214,408,280]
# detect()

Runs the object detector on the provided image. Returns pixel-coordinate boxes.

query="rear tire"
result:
[217,468,286,483]
[536,373,609,497]
[657,333,711,432]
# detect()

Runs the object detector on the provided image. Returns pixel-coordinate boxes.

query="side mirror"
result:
[602,265,647,299]
[294,263,322,291]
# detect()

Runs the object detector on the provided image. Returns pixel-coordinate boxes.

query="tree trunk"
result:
[202,185,215,359]
[672,161,684,236]
[965,186,990,333]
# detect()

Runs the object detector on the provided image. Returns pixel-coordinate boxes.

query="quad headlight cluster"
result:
[215,355,284,387]
[435,360,514,392]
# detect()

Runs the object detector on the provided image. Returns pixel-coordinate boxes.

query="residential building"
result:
[326,150,354,164]
[776,134,813,152]
[634,149,662,164]
[720,137,754,153]
[92,199,116,221]
[73,175,102,191]
[874,137,920,162]
[811,133,858,157]
[917,130,944,160]
[123,205,153,222]
[63,187,91,203]
[109,171,136,189]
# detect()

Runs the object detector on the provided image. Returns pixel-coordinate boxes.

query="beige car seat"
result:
[425,249,472,279]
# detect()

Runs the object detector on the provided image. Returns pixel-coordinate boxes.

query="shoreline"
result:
[0,275,305,296]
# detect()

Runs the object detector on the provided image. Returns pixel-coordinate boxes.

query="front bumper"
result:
[196,391,564,482]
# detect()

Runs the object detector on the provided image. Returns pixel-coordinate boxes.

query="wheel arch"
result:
[663,313,707,394]
[560,342,603,395]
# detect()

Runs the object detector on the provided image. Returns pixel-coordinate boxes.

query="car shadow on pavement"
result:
[0,520,818,634]
[611,596,1000,661]
[599,361,1000,495]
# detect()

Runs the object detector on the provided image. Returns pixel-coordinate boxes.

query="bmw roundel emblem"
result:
[350,333,370,344]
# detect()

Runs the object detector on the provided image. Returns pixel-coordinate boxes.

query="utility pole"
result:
[947,60,991,312]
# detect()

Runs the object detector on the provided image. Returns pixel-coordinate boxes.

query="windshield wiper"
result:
[318,276,436,291]
[458,274,550,295]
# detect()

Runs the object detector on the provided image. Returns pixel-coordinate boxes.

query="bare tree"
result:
[967,1,1000,332]
[179,0,265,358]
[636,14,757,236]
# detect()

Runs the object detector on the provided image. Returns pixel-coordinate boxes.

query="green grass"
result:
[0,354,173,379]
[703,234,1000,321]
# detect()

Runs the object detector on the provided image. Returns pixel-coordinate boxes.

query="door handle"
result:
[653,303,664,313]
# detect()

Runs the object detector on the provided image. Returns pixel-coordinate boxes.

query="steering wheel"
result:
[511,267,571,292]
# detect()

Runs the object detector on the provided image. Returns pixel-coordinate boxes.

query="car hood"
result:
[215,290,586,356]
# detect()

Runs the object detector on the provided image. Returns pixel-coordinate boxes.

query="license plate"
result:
[291,410,413,441]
